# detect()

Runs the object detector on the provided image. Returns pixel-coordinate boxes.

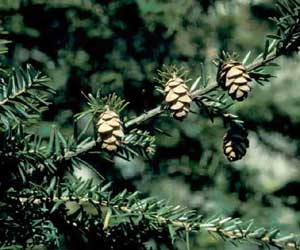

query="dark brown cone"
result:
[223,127,249,161]
[97,109,124,152]
[164,75,192,120]
[217,61,252,101]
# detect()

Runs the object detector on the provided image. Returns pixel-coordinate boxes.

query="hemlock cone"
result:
[164,75,192,120]
[97,108,124,151]
[223,127,249,161]
[217,61,252,101]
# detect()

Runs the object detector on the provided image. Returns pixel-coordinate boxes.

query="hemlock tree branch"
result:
[125,106,163,128]
[247,50,279,71]
[12,195,300,250]
[205,226,299,249]
[62,49,281,162]
[64,140,97,160]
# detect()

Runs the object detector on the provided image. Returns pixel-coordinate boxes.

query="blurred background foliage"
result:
[0,0,299,249]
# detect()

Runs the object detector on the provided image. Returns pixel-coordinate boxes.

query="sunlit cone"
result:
[164,74,192,120]
[97,108,124,152]
[223,127,249,161]
[217,61,252,101]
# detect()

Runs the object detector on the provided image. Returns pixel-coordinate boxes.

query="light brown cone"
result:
[223,127,249,162]
[97,109,124,152]
[164,75,192,120]
[217,61,252,101]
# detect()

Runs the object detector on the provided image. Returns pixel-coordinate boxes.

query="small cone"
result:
[97,108,124,152]
[217,61,252,101]
[164,74,192,120]
[223,127,249,161]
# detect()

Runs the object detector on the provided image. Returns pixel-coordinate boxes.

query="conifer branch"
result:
[63,140,96,160]
[0,66,52,106]
[13,194,300,249]
[247,50,279,72]
[123,49,280,129]
[62,49,282,162]
[0,65,54,130]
